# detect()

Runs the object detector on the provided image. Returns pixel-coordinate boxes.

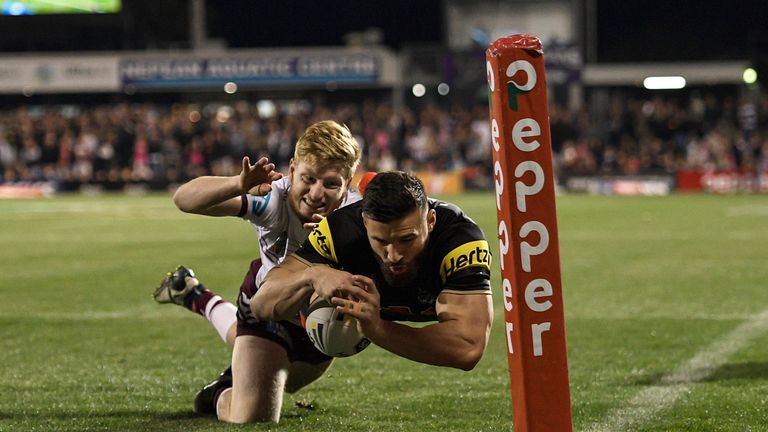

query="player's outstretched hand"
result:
[241,156,283,196]
[331,275,383,338]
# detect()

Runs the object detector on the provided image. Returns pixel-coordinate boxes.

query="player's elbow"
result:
[454,346,485,371]
[250,301,265,320]
[172,190,197,213]
[458,307,493,370]
[250,299,272,321]
[450,328,490,370]
[249,287,289,321]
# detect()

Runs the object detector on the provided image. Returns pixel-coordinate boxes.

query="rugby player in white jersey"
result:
[152,120,361,423]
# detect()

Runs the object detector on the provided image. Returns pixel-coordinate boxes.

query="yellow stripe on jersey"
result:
[307,217,338,263]
[439,240,491,283]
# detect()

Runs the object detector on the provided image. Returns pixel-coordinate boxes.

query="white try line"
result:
[585,307,768,432]
[1,308,174,321]
[726,205,768,217]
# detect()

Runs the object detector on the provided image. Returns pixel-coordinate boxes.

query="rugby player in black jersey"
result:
[253,171,494,372]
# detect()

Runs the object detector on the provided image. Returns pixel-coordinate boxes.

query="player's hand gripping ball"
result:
[301,296,371,357]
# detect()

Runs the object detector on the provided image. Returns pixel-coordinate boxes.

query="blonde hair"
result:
[294,120,361,180]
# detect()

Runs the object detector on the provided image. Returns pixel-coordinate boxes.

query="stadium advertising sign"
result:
[0,56,119,94]
[486,35,573,431]
[566,175,673,195]
[542,40,582,84]
[677,170,768,193]
[121,51,381,90]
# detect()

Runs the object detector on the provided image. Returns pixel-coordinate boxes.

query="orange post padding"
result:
[486,34,573,432]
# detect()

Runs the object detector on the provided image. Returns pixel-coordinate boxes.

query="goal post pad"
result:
[486,34,573,432]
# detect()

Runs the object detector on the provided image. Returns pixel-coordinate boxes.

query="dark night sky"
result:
[205,0,444,50]
[595,0,768,62]
[0,0,766,64]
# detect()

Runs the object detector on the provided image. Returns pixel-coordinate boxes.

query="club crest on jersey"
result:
[308,218,338,263]
[440,240,491,282]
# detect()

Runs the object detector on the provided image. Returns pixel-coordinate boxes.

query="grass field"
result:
[1,192,767,431]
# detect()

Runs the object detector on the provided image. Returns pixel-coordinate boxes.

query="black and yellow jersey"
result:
[294,199,491,322]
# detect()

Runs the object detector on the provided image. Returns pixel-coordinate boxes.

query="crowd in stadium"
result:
[1,90,767,190]
[552,91,768,179]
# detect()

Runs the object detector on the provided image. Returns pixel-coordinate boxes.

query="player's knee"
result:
[226,412,280,424]
[224,403,280,423]
[223,388,282,423]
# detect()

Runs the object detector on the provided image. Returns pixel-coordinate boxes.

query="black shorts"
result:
[235,258,331,365]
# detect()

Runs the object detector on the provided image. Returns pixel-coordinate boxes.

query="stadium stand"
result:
[1,0,766,195]
[1,91,766,193]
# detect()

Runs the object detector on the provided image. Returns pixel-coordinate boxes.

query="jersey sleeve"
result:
[240,177,287,228]
[293,203,366,268]
[437,223,492,295]
[293,216,340,266]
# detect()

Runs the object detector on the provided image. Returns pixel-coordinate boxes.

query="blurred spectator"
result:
[0,126,17,179]
[20,134,42,180]
[0,89,766,191]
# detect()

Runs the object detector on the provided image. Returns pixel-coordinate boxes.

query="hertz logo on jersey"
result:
[440,240,492,283]
[308,217,338,263]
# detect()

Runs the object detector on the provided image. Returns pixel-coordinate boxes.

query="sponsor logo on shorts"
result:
[440,240,491,282]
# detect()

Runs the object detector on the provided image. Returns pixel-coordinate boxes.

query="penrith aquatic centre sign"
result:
[120,48,395,90]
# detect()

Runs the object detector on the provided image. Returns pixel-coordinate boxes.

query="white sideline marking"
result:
[496,307,763,323]
[571,311,758,321]
[0,202,172,216]
[586,307,768,432]
[1,309,174,321]
[726,205,768,217]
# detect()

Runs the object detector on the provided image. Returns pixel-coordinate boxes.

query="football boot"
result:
[193,366,233,415]
[153,265,205,309]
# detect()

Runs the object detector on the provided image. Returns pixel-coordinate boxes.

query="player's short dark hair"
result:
[362,171,427,222]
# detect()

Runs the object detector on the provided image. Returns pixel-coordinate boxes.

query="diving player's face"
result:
[363,207,436,286]
[289,160,349,223]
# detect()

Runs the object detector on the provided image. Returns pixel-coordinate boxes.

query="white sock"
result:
[204,296,237,343]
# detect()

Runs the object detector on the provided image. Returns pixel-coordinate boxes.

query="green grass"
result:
[1,192,767,431]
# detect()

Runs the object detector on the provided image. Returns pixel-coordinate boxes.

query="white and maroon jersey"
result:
[239,176,360,287]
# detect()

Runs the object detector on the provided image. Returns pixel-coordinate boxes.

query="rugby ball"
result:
[302,297,370,357]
